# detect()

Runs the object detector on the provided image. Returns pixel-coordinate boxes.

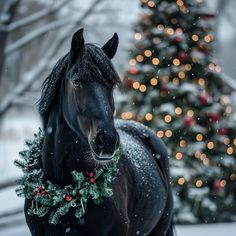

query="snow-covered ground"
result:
[0,220,236,236]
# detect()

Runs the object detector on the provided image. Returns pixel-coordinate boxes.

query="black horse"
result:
[25,29,174,236]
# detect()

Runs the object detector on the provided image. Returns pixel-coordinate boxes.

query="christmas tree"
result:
[118,0,236,223]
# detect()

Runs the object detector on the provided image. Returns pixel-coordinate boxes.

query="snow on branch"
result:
[6,0,72,32]
[5,0,105,55]
[0,0,105,118]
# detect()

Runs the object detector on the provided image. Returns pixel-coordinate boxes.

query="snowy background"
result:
[0,0,236,235]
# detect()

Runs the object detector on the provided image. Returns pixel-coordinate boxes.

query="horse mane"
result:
[38,53,69,130]
[38,44,120,130]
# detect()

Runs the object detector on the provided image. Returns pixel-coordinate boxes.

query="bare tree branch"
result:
[0,0,21,82]
[0,0,105,117]
[6,0,71,32]
[5,0,105,55]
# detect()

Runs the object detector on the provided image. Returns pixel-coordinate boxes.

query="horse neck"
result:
[41,106,89,186]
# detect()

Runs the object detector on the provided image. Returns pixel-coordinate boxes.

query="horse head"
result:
[40,29,120,167]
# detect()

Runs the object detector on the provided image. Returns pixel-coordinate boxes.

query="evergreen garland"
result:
[15,129,121,225]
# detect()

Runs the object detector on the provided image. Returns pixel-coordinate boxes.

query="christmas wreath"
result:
[15,129,121,225]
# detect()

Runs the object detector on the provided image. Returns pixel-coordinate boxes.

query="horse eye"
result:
[72,79,81,88]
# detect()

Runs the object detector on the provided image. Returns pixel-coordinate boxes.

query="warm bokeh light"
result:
[145,113,153,121]
[192,34,199,41]
[136,55,144,62]
[173,58,180,66]
[164,114,172,123]
[134,33,142,40]
[157,130,164,138]
[148,0,155,7]
[175,107,182,115]
[129,59,136,66]
[178,177,185,185]
[207,141,214,149]
[196,134,203,142]
[133,81,140,89]
[196,180,203,188]
[139,84,147,92]
[178,71,185,79]
[176,152,183,160]
[150,78,158,86]
[144,50,152,57]
[227,147,234,155]
[152,57,160,65]
[165,130,173,138]
[180,140,187,147]
[198,78,205,86]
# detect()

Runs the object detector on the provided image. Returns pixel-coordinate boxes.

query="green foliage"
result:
[15,129,121,225]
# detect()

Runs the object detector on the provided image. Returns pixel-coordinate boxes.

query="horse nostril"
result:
[95,133,104,148]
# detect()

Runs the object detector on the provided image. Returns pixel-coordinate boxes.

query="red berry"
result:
[89,172,94,178]
[42,190,46,194]
[65,195,72,202]
[175,37,182,43]
[38,185,43,191]
[36,192,41,196]
[199,94,209,105]
[209,112,220,122]
[89,178,95,183]
[183,115,195,126]
[218,128,227,135]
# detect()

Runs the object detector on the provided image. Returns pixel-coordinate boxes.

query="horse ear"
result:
[102,33,119,59]
[71,28,84,59]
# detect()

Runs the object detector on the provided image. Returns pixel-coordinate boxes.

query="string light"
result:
[224,138,230,145]
[187,110,194,117]
[134,33,142,40]
[198,78,205,86]
[139,84,147,92]
[165,130,173,138]
[208,63,215,70]
[136,55,144,62]
[203,158,209,165]
[226,106,232,114]
[129,59,136,66]
[175,107,182,115]
[133,82,140,89]
[220,180,226,187]
[164,115,172,123]
[144,50,152,57]
[230,174,236,181]
[145,113,153,121]
[152,58,160,65]
[157,130,164,138]
[148,0,155,7]
[192,34,199,41]
[178,71,185,79]
[180,140,187,147]
[233,139,236,146]
[150,78,158,86]
[196,180,203,188]
[196,134,203,141]
[178,177,185,185]
[207,141,214,149]
[157,24,164,31]
[176,0,184,7]
[184,64,192,71]
[215,65,222,72]
[166,27,174,35]
[227,147,233,155]
[204,34,213,43]
[176,28,183,34]
[176,152,183,160]
[173,58,180,66]
[121,112,133,120]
